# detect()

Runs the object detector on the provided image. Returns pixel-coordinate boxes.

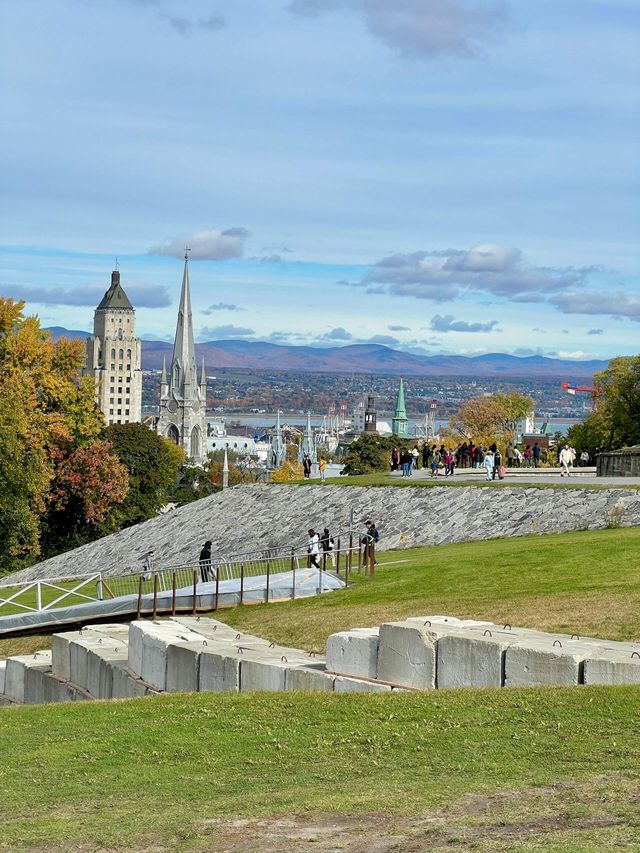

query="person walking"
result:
[307,528,321,568]
[303,454,312,480]
[362,521,379,565]
[320,527,335,569]
[430,446,441,478]
[484,449,494,481]
[532,442,541,467]
[411,445,420,470]
[318,457,327,482]
[141,550,154,581]
[199,540,213,583]
[391,447,400,471]
[491,444,503,480]
[444,449,454,477]
[559,444,572,477]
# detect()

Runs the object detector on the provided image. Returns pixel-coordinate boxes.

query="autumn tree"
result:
[0,298,129,573]
[451,392,533,451]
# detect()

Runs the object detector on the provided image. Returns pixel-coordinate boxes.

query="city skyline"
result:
[2,0,639,361]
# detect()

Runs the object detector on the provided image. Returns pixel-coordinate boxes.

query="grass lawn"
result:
[1,687,639,852]
[1,528,640,851]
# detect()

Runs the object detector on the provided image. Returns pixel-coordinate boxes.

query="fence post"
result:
[36,583,42,612]
[192,570,198,615]
[357,540,362,574]
[215,566,220,611]
[136,575,143,619]
[290,548,296,601]
[239,564,244,606]
[369,540,375,577]
[96,577,103,601]
[171,572,177,615]
[265,559,270,604]
[152,573,158,618]
[336,537,341,575]
[348,532,353,577]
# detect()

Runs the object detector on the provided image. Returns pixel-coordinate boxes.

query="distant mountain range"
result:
[46,327,607,379]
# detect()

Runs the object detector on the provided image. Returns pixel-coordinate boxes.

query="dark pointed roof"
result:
[97,270,133,310]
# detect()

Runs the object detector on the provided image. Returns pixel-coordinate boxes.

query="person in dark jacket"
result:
[199,540,213,582]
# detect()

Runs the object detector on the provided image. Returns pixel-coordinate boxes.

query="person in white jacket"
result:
[483,450,494,481]
[559,445,573,477]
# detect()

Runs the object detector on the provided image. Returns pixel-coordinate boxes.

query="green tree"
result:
[567,355,640,453]
[342,434,398,475]
[104,423,184,526]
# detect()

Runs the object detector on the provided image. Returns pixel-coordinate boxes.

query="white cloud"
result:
[551,291,640,322]
[430,313,499,333]
[150,227,249,261]
[2,281,171,308]
[202,302,244,314]
[198,324,255,339]
[289,0,509,60]
[321,327,353,341]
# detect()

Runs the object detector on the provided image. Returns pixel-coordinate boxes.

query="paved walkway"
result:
[389,467,640,487]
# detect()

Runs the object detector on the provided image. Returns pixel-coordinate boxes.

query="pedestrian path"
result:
[389,467,640,487]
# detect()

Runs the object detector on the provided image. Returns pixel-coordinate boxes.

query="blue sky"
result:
[1,0,639,359]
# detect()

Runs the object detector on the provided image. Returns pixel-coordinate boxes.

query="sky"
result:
[1,0,639,360]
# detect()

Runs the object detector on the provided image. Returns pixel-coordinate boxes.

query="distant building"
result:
[84,269,142,425]
[156,254,207,463]
[391,378,409,437]
[364,394,377,433]
[269,410,287,469]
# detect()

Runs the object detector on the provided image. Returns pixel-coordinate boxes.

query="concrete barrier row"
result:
[2,614,638,706]
[325,615,640,688]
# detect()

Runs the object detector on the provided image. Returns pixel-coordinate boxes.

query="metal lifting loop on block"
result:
[212,624,217,631]
[553,640,562,647]
[269,642,275,648]
[571,634,580,640]
[503,624,512,631]
[236,646,244,654]
[631,651,640,659]
[281,656,288,663]
[235,633,241,640]
[483,629,492,637]
[308,651,316,657]
[202,640,207,646]
[423,620,431,627]
[196,616,201,622]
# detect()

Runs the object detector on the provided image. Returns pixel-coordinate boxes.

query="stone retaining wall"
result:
[7,483,640,583]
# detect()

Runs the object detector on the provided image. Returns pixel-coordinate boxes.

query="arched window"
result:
[167,424,180,445]
[190,425,201,458]
[110,348,115,361]
[126,349,131,361]
[118,349,124,361]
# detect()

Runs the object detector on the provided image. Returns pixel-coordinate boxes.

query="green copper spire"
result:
[392,378,409,436]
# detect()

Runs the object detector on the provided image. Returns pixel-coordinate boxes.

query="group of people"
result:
[505,442,544,467]
[307,520,379,568]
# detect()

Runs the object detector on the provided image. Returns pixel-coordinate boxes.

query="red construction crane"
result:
[561,382,598,410]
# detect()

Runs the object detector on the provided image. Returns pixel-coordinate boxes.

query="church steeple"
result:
[156,252,207,463]
[392,378,409,437]
[168,253,198,401]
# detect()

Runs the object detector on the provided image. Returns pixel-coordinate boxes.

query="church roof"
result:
[97,270,133,310]
[393,378,407,420]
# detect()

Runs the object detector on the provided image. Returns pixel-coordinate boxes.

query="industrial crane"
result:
[561,382,598,411]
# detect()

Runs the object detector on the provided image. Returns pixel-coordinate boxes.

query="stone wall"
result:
[7,483,640,583]
[597,447,640,477]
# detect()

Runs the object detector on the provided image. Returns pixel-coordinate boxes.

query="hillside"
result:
[47,327,607,378]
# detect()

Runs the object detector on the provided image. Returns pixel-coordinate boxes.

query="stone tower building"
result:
[364,394,377,433]
[157,254,207,463]
[84,269,142,425]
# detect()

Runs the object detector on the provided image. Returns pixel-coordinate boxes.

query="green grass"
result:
[217,528,640,651]
[1,687,639,852]
[286,472,640,489]
[2,528,640,851]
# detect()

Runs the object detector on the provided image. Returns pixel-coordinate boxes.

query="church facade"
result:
[84,269,142,425]
[156,254,207,463]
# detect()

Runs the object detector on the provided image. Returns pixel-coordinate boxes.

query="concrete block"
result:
[0,660,6,694]
[406,615,495,629]
[42,673,86,704]
[505,639,593,687]
[168,617,248,642]
[437,632,511,689]
[69,637,119,691]
[24,651,53,705]
[51,630,84,680]
[239,651,309,692]
[129,620,207,690]
[166,641,205,693]
[286,663,335,692]
[326,628,379,679]
[111,665,150,699]
[583,649,640,685]
[127,621,146,679]
[86,646,129,699]
[334,676,391,693]
[377,622,439,689]
[198,649,241,693]
[5,653,52,703]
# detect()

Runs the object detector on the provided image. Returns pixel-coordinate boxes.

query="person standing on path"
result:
[484,450,494,481]
[318,457,327,482]
[559,444,573,477]
[141,550,154,581]
[307,528,321,568]
[199,540,213,583]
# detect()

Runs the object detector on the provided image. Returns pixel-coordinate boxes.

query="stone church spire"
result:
[156,252,207,463]
[392,378,409,437]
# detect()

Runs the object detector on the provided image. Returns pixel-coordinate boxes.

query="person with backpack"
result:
[319,527,335,568]
[362,520,379,564]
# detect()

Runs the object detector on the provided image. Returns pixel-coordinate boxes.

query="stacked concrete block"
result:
[286,662,335,692]
[128,620,206,690]
[0,660,6,695]
[86,646,130,699]
[436,632,512,689]
[377,621,441,689]
[504,639,595,687]
[326,628,379,679]
[4,653,52,704]
[583,649,640,685]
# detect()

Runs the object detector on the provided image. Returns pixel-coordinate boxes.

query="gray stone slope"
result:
[7,484,640,583]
